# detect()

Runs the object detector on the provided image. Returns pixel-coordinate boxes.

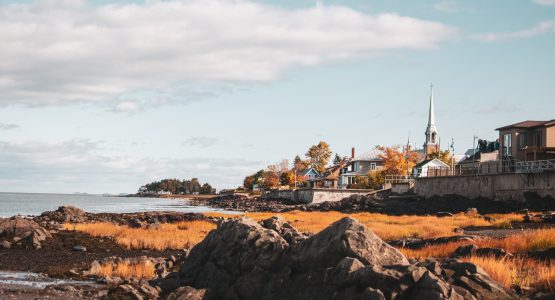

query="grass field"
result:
[207,210,522,240]
[64,220,216,250]
[65,211,555,291]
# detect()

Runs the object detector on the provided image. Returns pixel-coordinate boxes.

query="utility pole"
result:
[450,138,455,176]
[472,135,478,165]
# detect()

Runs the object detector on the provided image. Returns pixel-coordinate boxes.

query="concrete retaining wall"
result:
[267,188,375,204]
[414,172,554,201]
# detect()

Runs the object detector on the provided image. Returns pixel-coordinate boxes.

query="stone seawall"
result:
[267,188,376,204]
[414,172,554,201]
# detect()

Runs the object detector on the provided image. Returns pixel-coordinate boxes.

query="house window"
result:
[503,133,512,157]
[534,131,543,147]
[518,133,527,150]
[370,163,376,171]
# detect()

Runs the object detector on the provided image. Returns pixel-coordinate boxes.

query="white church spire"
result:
[424,83,439,158]
[428,83,435,127]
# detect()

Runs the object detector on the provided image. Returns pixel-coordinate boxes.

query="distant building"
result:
[496,120,555,161]
[299,168,320,180]
[413,158,450,177]
[309,158,350,189]
[338,147,385,189]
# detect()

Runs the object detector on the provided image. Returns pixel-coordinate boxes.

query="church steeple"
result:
[424,84,439,158]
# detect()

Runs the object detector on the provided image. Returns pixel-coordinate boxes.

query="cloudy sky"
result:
[0,0,554,194]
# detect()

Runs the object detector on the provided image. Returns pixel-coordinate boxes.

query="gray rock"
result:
[437,212,454,217]
[73,245,87,252]
[0,240,11,249]
[285,217,409,270]
[107,284,144,300]
[166,286,208,300]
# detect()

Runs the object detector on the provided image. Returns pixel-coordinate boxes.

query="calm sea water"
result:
[0,192,236,217]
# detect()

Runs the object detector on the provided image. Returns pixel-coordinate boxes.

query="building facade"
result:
[338,148,385,189]
[496,120,555,161]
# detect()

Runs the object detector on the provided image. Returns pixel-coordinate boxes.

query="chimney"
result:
[351,147,355,159]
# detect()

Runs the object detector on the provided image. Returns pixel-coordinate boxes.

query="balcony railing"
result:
[516,159,555,173]
[419,159,555,178]
[385,175,414,184]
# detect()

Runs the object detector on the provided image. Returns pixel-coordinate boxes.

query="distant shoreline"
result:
[122,193,218,200]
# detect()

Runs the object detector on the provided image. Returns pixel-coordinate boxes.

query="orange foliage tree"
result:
[379,146,419,175]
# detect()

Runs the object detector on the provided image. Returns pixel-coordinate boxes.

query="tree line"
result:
[140,178,215,195]
[242,141,454,191]
[243,141,335,191]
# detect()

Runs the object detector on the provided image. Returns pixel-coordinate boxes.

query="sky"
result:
[0,0,554,194]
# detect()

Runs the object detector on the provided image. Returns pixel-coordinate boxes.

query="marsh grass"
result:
[92,261,155,279]
[64,220,216,250]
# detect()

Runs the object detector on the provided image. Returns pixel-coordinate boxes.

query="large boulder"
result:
[0,216,52,249]
[178,217,288,299]
[283,217,409,271]
[158,216,515,300]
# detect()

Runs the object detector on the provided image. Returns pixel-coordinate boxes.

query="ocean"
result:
[0,192,234,217]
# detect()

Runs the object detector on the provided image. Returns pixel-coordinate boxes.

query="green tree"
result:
[305,141,332,173]
[333,153,342,165]
[200,183,214,194]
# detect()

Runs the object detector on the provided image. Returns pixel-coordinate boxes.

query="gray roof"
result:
[353,148,385,162]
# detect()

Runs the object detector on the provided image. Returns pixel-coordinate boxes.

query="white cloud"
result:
[0,0,455,107]
[0,123,18,130]
[533,0,555,6]
[0,138,263,193]
[471,20,555,42]
[183,137,220,148]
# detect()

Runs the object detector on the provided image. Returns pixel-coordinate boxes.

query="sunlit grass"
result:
[91,261,155,279]
[463,256,555,292]
[64,220,216,250]
[401,228,555,259]
[205,210,522,240]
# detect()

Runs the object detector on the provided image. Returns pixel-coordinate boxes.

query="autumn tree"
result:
[429,150,454,166]
[262,170,280,189]
[367,170,385,189]
[379,146,418,175]
[243,175,255,190]
[280,171,295,186]
[305,141,332,173]
[293,155,308,171]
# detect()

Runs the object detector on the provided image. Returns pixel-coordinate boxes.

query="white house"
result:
[412,158,450,178]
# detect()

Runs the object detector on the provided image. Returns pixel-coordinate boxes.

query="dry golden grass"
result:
[64,220,216,250]
[206,211,522,241]
[463,256,555,292]
[401,228,555,259]
[92,261,155,279]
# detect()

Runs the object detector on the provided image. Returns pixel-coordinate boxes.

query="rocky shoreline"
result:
[1,204,554,299]
[189,192,555,215]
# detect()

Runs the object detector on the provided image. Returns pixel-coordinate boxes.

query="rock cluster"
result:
[38,206,87,223]
[0,216,52,249]
[145,216,516,300]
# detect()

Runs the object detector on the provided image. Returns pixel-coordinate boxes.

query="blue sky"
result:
[0,0,554,194]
